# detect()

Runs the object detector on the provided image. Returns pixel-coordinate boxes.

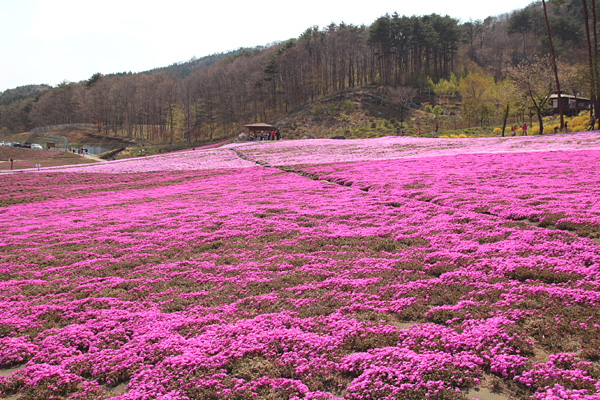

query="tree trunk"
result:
[592,0,600,115]
[582,0,598,117]
[502,104,510,137]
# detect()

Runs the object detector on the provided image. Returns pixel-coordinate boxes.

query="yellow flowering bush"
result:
[571,116,588,127]
[571,124,586,133]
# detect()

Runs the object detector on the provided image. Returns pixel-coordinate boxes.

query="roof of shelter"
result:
[244,123,277,129]
[550,94,591,101]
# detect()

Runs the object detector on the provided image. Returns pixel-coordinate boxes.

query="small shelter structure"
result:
[243,123,279,141]
[244,123,277,134]
[549,94,591,116]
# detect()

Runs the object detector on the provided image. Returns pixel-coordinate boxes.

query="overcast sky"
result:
[0,0,535,92]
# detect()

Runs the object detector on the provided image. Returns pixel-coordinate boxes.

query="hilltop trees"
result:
[0,98,32,134]
[276,24,372,105]
[508,8,544,58]
[368,14,462,86]
[507,1,584,61]
[29,81,83,127]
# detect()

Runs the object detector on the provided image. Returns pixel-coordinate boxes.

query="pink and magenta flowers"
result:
[1,133,600,399]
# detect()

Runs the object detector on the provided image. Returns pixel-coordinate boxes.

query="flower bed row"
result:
[283,149,600,241]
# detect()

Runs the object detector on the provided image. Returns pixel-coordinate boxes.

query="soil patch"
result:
[0,365,27,377]
[106,382,128,395]
[467,387,510,400]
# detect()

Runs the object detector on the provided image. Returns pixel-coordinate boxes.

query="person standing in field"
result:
[522,123,528,136]
[588,115,596,131]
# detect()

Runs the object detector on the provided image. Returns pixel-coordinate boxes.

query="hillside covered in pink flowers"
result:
[1,133,600,400]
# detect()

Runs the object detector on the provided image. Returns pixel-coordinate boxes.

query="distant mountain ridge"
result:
[0,48,250,96]
[144,47,264,79]
[0,84,51,105]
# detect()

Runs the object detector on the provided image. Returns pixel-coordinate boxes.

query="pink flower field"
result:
[1,133,600,400]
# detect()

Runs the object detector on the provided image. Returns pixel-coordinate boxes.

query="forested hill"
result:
[0,85,51,106]
[0,0,594,144]
[145,48,258,79]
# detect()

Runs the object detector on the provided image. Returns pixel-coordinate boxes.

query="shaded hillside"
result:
[273,87,426,139]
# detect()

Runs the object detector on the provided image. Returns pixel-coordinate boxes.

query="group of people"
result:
[510,123,528,136]
[245,129,281,141]
[396,126,438,137]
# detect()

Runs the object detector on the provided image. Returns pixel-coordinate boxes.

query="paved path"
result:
[83,154,107,162]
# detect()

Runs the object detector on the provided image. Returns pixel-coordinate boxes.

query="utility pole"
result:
[542,0,564,130]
